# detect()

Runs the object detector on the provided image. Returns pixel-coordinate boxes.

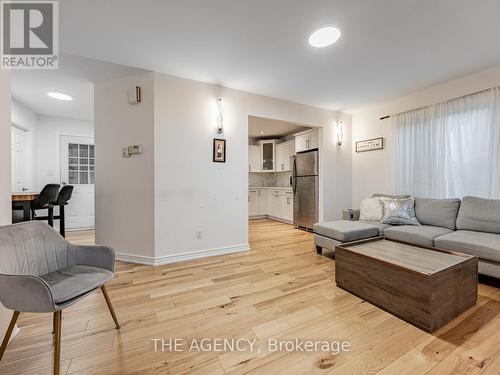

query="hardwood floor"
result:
[2,219,500,374]
[66,230,95,246]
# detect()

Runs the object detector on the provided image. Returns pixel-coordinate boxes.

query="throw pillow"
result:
[359,198,383,221]
[380,197,420,226]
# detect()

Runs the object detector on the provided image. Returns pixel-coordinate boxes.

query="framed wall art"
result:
[213,138,226,163]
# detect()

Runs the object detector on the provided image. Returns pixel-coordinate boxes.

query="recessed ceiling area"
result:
[59,0,500,111]
[11,54,147,120]
[248,116,311,140]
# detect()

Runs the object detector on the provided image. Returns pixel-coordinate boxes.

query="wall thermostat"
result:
[128,145,143,155]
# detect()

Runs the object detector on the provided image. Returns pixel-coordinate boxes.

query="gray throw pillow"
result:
[379,197,420,226]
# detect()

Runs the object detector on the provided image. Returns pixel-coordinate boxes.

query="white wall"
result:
[10,101,94,191]
[94,71,352,265]
[351,64,500,207]
[153,73,352,264]
[35,115,93,190]
[94,72,156,260]
[11,99,37,191]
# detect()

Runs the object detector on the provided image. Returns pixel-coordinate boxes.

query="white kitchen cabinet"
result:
[257,189,267,215]
[267,189,293,223]
[282,191,293,222]
[295,129,319,153]
[259,140,276,172]
[249,188,268,218]
[250,187,293,222]
[275,140,295,172]
[248,189,259,216]
[268,190,281,218]
[248,145,261,172]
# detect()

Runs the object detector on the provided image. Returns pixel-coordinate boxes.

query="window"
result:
[68,143,94,185]
[392,87,500,199]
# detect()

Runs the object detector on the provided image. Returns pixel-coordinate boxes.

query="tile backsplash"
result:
[249,172,292,188]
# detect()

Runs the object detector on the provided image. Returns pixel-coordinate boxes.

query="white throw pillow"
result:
[359,198,383,221]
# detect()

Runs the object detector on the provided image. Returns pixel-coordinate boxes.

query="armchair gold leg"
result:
[0,311,20,361]
[101,285,121,329]
[53,310,62,375]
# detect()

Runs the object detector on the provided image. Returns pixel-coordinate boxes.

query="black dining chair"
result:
[31,184,60,227]
[52,185,74,237]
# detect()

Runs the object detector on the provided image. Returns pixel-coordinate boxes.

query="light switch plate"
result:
[121,148,130,157]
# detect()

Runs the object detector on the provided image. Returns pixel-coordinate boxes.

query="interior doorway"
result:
[247,115,319,236]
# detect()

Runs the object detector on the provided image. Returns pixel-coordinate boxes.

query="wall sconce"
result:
[217,98,224,135]
[337,120,344,145]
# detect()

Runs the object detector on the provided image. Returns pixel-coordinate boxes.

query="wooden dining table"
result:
[12,192,39,222]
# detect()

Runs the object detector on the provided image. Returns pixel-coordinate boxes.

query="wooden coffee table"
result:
[335,238,478,332]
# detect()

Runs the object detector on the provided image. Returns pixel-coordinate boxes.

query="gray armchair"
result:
[0,221,120,375]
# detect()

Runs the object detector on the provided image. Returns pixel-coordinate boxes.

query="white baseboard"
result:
[114,252,156,265]
[116,243,250,266]
[267,216,293,225]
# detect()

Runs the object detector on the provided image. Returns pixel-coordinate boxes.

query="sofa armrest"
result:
[0,274,55,313]
[343,209,360,221]
[72,244,116,273]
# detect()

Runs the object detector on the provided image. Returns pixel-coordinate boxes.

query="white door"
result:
[60,136,95,230]
[11,126,26,192]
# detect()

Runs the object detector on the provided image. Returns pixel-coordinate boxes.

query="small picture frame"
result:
[356,137,384,153]
[213,138,226,163]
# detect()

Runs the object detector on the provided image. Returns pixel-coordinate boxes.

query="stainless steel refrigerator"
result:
[292,149,319,231]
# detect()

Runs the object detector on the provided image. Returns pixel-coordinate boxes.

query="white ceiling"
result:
[11,54,146,120]
[59,0,500,111]
[248,116,311,139]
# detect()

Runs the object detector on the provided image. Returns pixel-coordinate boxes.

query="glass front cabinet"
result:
[259,140,276,172]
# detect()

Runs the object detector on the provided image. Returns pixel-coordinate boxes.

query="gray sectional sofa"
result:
[314,195,500,278]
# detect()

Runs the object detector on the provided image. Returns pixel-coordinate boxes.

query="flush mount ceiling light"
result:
[260,131,265,135]
[47,92,73,101]
[308,26,341,48]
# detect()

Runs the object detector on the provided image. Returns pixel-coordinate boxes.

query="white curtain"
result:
[392,87,500,199]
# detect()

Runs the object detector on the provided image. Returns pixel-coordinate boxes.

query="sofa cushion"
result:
[434,230,500,263]
[415,197,461,230]
[40,265,114,304]
[359,220,392,235]
[379,197,420,226]
[313,221,379,242]
[359,198,383,221]
[456,196,500,234]
[384,225,453,247]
